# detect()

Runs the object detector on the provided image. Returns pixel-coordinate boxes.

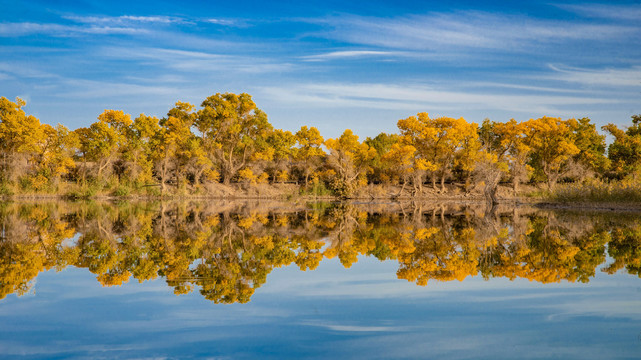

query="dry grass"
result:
[547,179,641,203]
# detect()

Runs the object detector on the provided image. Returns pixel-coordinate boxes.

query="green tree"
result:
[364,132,398,184]
[567,117,609,180]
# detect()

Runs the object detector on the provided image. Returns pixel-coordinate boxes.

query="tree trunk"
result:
[485,183,498,206]
[97,160,109,178]
[1,151,8,181]
[160,178,167,194]
[484,182,498,217]
[544,163,558,190]
[397,180,407,197]
[221,162,232,186]
[159,164,168,194]
[175,167,181,189]
[464,173,472,194]
[546,171,558,190]
[81,158,87,186]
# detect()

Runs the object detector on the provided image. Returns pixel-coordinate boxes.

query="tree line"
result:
[1,93,640,199]
[1,201,640,302]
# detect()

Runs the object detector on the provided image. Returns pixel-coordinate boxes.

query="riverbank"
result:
[0,182,518,201]
[2,182,641,212]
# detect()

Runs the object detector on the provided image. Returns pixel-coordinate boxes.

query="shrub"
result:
[300,179,334,197]
[113,184,131,197]
[0,182,14,196]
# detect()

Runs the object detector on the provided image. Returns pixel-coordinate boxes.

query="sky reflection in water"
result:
[0,201,640,359]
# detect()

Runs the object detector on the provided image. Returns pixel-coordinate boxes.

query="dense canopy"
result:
[0,93,637,201]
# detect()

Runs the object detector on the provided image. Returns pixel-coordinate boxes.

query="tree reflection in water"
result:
[1,201,640,303]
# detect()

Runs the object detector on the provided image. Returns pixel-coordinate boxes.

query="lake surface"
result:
[1,200,640,359]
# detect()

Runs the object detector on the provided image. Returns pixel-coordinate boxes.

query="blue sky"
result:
[1,0,640,138]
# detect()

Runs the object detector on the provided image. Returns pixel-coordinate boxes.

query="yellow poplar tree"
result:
[324,129,376,197]
[479,119,531,194]
[602,115,641,179]
[35,124,78,185]
[0,97,45,182]
[196,93,273,185]
[397,113,478,193]
[524,117,580,189]
[381,142,418,196]
[264,129,296,183]
[121,114,160,184]
[76,109,132,180]
[151,104,194,193]
[294,126,325,186]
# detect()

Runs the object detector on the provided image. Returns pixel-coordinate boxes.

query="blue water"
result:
[1,254,639,359]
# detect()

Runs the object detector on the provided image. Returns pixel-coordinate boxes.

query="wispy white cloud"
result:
[0,62,58,78]
[547,65,641,87]
[63,14,181,24]
[203,18,251,27]
[58,78,177,99]
[82,26,147,35]
[120,15,177,23]
[0,342,149,357]
[123,74,189,84]
[301,50,407,61]
[311,11,637,52]
[0,22,148,37]
[0,14,185,38]
[99,46,295,74]
[260,82,618,116]
[144,48,230,61]
[556,3,641,21]
[301,321,411,332]
[466,81,594,94]
[205,18,235,25]
[546,299,641,320]
[66,14,251,28]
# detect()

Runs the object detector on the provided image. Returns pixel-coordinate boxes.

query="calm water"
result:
[0,201,640,359]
